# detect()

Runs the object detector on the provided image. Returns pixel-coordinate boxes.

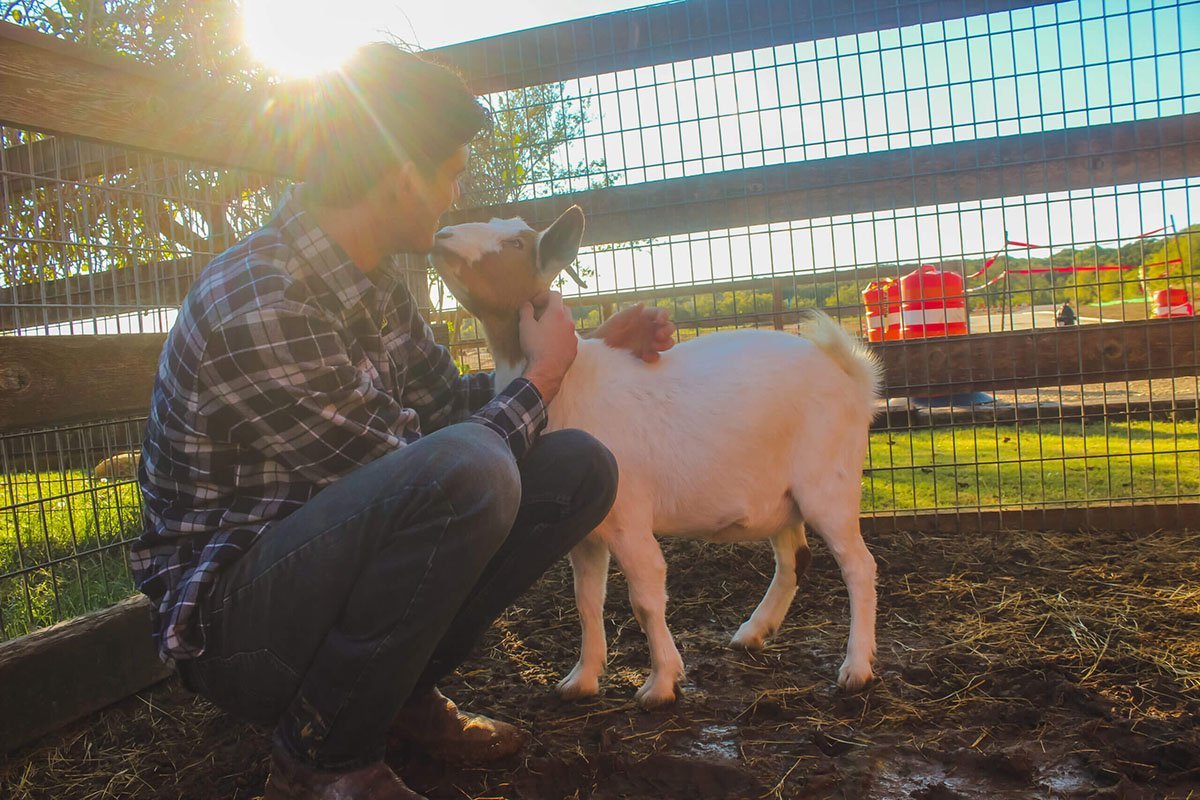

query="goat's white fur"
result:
[435,214,882,708]
[438,219,534,264]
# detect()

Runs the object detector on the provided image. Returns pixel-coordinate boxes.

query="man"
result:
[131,43,674,800]
[1056,299,1076,326]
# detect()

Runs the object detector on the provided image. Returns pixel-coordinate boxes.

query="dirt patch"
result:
[3,528,1199,799]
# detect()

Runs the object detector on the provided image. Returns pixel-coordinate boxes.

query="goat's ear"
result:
[537,205,587,287]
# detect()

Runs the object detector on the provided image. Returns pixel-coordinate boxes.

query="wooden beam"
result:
[446,113,1200,247]
[0,333,165,431]
[0,136,131,195]
[0,23,291,175]
[3,317,1197,433]
[0,594,170,755]
[872,397,1199,431]
[861,503,1200,535]
[0,255,203,332]
[871,316,1199,398]
[0,261,888,333]
[432,0,1064,95]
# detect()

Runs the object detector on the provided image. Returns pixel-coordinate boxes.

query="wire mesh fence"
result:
[436,0,1200,524]
[0,417,143,640]
[0,125,291,639]
[1,0,1198,642]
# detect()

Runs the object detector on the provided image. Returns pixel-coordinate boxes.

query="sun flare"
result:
[242,0,383,77]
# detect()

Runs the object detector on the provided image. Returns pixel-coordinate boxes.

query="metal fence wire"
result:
[1,0,1198,641]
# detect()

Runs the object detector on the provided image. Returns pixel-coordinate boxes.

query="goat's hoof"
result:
[556,666,601,701]
[729,624,768,652]
[635,678,682,710]
[837,660,875,692]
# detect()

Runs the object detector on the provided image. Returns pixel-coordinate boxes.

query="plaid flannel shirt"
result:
[131,185,547,662]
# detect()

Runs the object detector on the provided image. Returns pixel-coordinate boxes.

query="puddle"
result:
[690,723,741,760]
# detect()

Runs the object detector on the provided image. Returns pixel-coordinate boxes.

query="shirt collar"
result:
[270,184,405,314]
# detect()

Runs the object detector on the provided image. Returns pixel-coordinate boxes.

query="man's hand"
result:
[590,303,676,363]
[519,291,578,403]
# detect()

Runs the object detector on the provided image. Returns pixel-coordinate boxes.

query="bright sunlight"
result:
[243,0,658,74]
[242,0,384,76]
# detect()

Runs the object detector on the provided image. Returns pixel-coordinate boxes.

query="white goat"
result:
[430,206,881,708]
[92,451,141,482]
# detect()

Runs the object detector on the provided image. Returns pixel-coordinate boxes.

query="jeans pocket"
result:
[188,648,299,727]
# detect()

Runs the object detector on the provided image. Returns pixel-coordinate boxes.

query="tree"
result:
[1,1,271,299]
[463,83,615,207]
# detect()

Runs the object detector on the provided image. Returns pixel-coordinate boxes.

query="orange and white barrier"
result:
[900,265,968,339]
[861,278,901,342]
[1154,287,1194,318]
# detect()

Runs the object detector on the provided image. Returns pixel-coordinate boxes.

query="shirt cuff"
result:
[464,376,548,459]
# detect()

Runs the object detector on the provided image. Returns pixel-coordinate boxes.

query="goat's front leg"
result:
[607,529,685,709]
[558,534,610,700]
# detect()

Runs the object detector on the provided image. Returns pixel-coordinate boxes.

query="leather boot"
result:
[389,686,527,763]
[263,739,427,800]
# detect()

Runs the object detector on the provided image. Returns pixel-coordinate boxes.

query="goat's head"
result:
[428,205,586,320]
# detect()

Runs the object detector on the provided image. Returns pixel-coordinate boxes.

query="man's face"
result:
[391,145,469,254]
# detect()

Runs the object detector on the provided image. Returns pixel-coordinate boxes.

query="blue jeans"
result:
[181,424,617,769]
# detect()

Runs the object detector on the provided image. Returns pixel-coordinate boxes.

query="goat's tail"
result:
[797,310,883,405]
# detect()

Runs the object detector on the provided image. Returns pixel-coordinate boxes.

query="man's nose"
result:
[434,230,452,240]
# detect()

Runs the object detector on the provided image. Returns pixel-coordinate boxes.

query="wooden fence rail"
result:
[1,316,1196,434]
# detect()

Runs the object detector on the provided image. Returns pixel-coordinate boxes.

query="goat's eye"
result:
[506,239,524,250]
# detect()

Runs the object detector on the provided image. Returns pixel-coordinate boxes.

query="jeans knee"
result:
[435,426,522,537]
[540,429,619,514]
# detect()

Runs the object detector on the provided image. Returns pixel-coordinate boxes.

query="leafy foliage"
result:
[1,1,277,293]
[464,83,616,207]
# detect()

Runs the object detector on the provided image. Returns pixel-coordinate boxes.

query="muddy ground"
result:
[3,528,1199,799]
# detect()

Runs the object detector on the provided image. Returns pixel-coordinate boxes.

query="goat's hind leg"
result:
[558,534,611,701]
[731,523,810,651]
[800,498,877,691]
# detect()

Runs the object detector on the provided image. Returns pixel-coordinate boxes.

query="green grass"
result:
[865,419,1200,512]
[0,471,141,642]
[0,419,1197,641]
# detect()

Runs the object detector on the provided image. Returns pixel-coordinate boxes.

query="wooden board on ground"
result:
[0,594,169,755]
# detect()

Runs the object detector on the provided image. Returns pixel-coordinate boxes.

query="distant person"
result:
[1056,300,1076,326]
